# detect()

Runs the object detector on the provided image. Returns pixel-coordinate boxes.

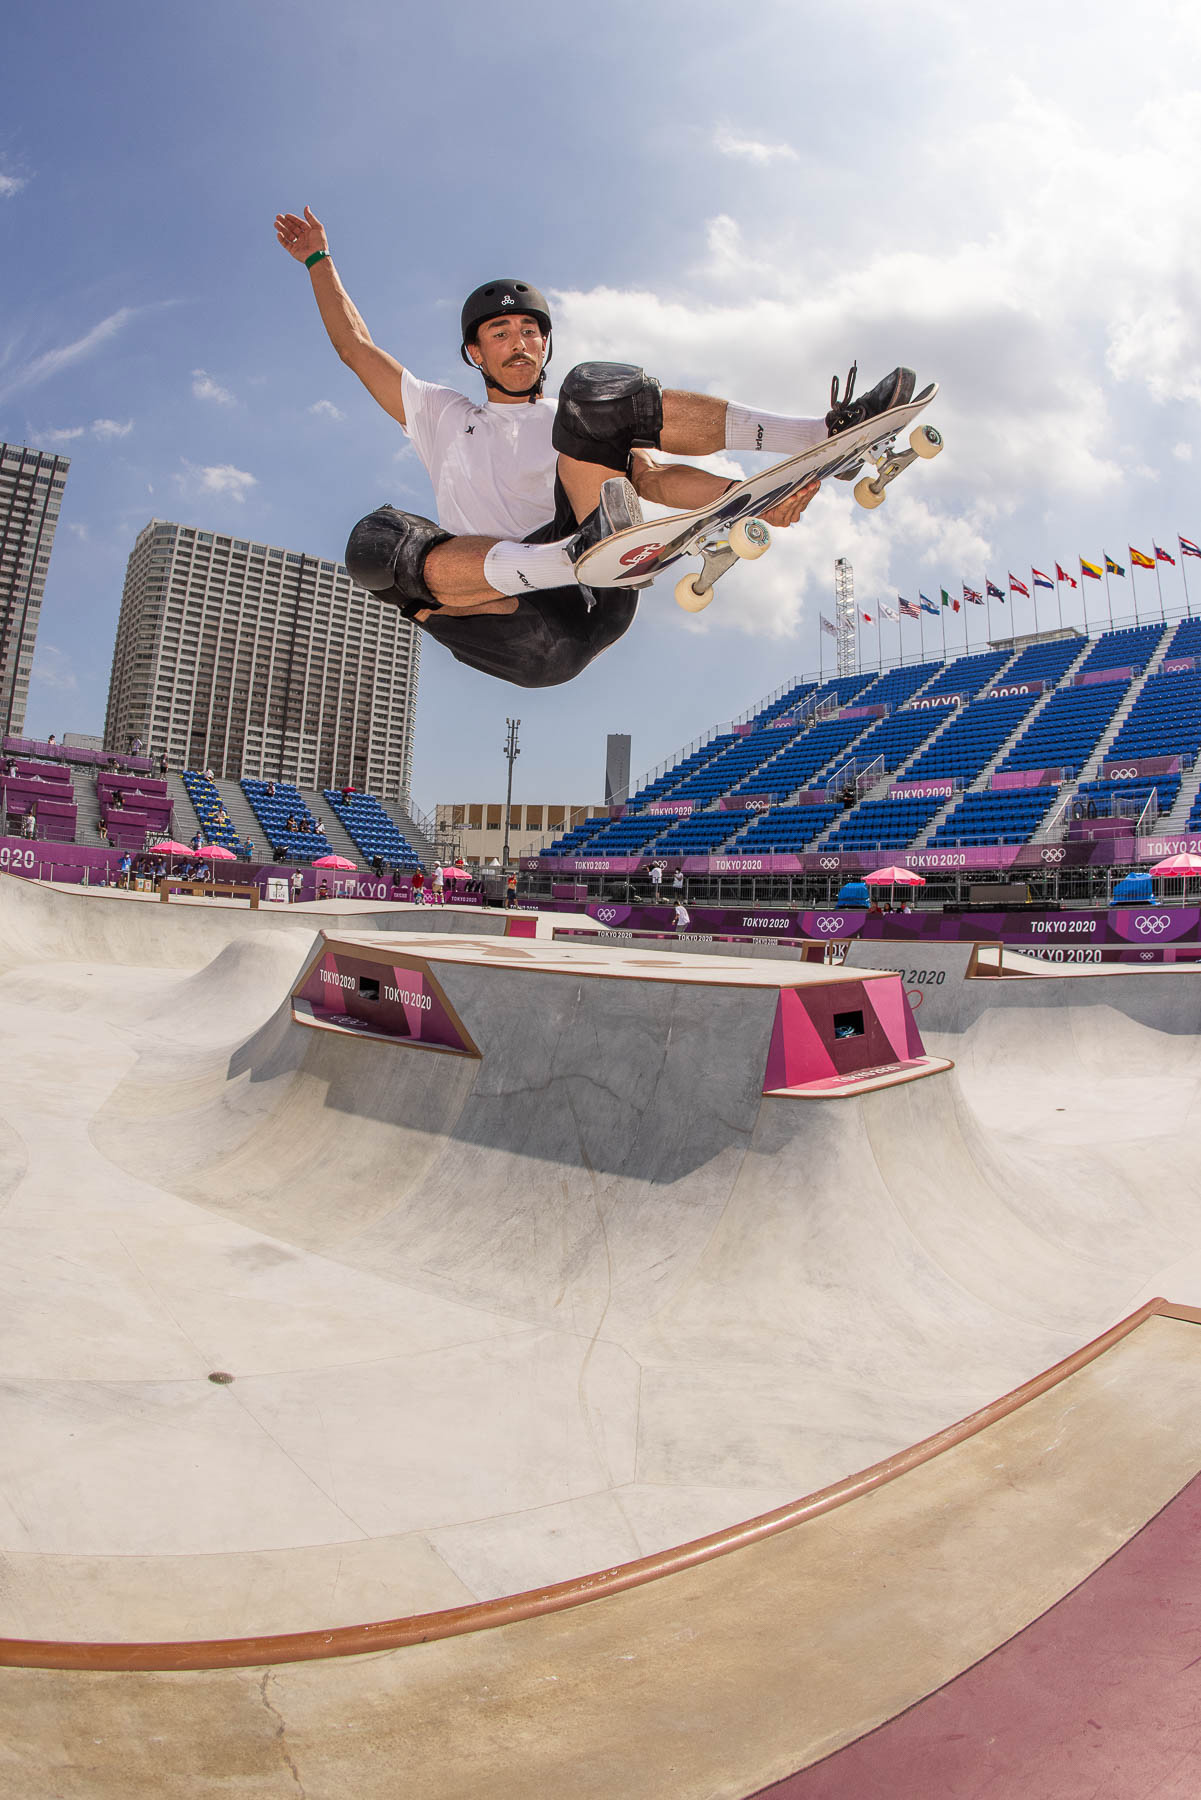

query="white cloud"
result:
[92,417,133,439]
[42,426,86,443]
[29,646,78,695]
[308,398,345,421]
[67,522,88,541]
[1174,443,1193,462]
[713,127,798,165]
[0,173,26,198]
[192,368,235,405]
[0,308,134,403]
[176,459,257,503]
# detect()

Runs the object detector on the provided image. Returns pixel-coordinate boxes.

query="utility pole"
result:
[502,717,521,869]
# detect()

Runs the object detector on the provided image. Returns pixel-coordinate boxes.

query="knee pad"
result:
[344,506,452,616]
[552,362,663,467]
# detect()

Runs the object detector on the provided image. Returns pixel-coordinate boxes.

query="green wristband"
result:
[305,250,328,269]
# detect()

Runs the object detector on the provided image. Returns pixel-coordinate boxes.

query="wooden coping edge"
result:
[2,1297,1197,1674]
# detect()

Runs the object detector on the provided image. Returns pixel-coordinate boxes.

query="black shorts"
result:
[416,475,638,689]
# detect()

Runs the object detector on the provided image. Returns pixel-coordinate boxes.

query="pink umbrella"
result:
[440,865,473,882]
[864,866,926,886]
[148,839,192,855]
[1150,854,1201,875]
[196,844,236,860]
[313,854,357,870]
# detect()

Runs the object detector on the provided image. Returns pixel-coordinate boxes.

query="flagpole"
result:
[940,602,946,664]
[962,590,968,655]
[1030,570,1039,636]
[1079,561,1090,636]
[918,604,925,662]
[1055,572,1064,631]
[1181,539,1192,618]
[1153,558,1165,623]
[876,612,882,673]
[1129,552,1139,625]
[897,610,903,669]
[1103,560,1114,630]
[985,579,994,646]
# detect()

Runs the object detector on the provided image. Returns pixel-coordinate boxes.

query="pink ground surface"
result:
[751,1469,1201,1800]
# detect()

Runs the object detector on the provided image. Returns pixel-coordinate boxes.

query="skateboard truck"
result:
[853,424,943,510]
[675,515,771,612]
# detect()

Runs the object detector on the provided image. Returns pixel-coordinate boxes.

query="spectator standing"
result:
[21,806,36,839]
[119,852,132,888]
[505,872,518,910]
[431,865,445,905]
[672,899,691,932]
[317,880,330,900]
[290,869,304,903]
[671,867,685,896]
[411,867,426,904]
[648,861,663,899]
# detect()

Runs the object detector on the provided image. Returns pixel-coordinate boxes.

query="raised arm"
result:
[274,206,407,426]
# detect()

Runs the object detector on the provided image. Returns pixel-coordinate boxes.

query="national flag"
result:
[1055,563,1077,587]
[1032,568,1054,589]
[919,595,940,617]
[820,613,837,637]
[1105,553,1125,577]
[880,603,900,622]
[940,587,951,608]
[899,597,921,620]
[1009,573,1030,597]
[1155,545,1176,566]
[963,585,984,605]
[861,611,873,623]
[986,579,1005,600]
[1180,536,1201,559]
[1129,547,1155,570]
[1080,558,1102,580]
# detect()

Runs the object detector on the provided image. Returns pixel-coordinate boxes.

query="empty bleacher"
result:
[323,789,421,869]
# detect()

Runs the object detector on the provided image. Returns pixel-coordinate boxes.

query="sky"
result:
[4,0,1201,809]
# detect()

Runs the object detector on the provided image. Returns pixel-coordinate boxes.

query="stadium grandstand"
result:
[534,619,1201,876]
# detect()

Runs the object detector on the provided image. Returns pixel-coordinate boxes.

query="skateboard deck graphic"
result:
[575,383,941,609]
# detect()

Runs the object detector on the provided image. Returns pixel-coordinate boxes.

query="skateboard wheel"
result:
[729,517,771,560]
[910,425,943,459]
[675,573,714,612]
[853,476,886,510]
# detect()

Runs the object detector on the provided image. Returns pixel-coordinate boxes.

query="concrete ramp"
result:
[5,879,1201,1793]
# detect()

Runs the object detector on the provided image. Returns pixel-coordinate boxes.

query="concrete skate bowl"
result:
[5,876,1201,1796]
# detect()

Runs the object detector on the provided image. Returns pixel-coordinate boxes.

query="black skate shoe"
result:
[826,362,917,478]
[568,476,645,576]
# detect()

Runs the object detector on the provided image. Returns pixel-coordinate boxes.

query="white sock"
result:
[724,403,826,456]
[482,538,574,596]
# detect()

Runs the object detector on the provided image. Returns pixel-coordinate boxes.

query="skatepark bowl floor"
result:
[4,875,1201,1795]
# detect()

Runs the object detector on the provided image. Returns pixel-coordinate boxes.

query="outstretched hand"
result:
[274,205,328,264]
[761,479,819,528]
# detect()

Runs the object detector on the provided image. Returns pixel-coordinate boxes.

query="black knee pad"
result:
[552,362,663,468]
[344,506,452,616]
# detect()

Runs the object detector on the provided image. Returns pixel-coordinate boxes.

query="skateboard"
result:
[574,383,941,611]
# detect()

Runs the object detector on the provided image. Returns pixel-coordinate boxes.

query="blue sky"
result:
[4,1,1201,807]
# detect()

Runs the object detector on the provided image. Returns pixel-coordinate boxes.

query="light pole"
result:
[502,717,521,871]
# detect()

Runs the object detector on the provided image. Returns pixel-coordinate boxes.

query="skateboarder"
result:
[276,206,915,689]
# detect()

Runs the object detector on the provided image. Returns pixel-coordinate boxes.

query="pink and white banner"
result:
[1074,666,1133,686]
[1161,657,1196,675]
[720,794,778,812]
[906,693,963,711]
[1102,755,1182,780]
[888,779,957,800]
[986,680,1045,698]
[840,704,888,720]
[642,799,694,816]
[990,768,1065,789]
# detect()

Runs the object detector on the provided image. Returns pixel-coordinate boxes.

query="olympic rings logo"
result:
[818,856,841,869]
[1041,846,1067,863]
[813,915,847,934]
[595,907,619,923]
[1134,913,1172,935]
[1108,767,1139,779]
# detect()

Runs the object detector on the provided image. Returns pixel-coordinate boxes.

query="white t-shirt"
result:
[401,370,559,540]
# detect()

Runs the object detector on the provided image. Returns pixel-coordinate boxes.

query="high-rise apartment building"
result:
[105,520,420,799]
[0,442,71,737]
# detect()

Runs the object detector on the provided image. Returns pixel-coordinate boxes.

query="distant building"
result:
[436,800,603,864]
[62,731,105,752]
[104,520,420,798]
[0,442,71,737]
[605,732,631,806]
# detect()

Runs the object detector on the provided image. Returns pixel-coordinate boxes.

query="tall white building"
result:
[0,442,71,737]
[105,520,420,799]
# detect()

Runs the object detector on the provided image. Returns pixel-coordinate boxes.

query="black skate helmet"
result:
[460,279,553,398]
